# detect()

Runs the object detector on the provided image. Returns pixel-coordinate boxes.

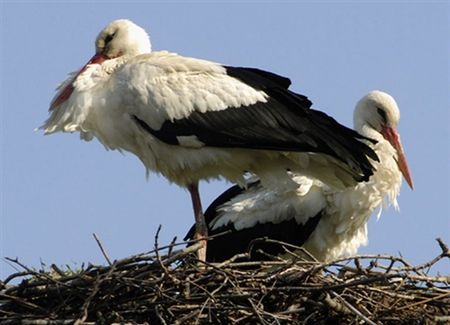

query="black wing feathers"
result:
[224,66,292,92]
[184,181,323,262]
[133,66,378,181]
[202,213,322,262]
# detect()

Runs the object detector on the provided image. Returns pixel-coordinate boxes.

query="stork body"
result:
[41,19,379,260]
[185,91,413,262]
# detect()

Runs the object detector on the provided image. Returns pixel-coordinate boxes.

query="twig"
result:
[13,321,85,325]
[167,236,178,257]
[161,242,203,266]
[155,305,168,325]
[92,233,113,266]
[323,292,351,314]
[434,316,450,322]
[3,270,32,285]
[437,237,450,256]
[395,290,450,312]
[1,238,449,324]
[4,257,64,285]
[0,292,49,314]
[73,263,117,325]
[153,225,174,282]
[330,291,377,325]
[247,298,270,325]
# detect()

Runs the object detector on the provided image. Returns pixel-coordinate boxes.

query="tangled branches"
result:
[1,237,449,324]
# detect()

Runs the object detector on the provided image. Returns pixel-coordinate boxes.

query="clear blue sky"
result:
[1,1,449,279]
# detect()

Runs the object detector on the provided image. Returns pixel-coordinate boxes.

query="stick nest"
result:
[1,237,449,325]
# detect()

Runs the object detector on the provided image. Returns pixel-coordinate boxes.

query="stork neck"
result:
[357,124,384,142]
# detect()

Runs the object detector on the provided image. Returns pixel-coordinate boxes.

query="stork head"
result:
[354,90,414,190]
[95,19,152,59]
[50,19,151,110]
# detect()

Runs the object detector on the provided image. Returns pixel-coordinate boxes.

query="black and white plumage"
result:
[41,19,379,260]
[185,91,414,262]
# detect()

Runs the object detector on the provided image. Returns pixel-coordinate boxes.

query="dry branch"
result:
[1,238,449,324]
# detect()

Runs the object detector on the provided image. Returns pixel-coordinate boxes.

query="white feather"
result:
[207,91,406,262]
[41,29,356,188]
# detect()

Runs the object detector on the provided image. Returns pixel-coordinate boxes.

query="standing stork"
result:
[41,19,379,261]
[185,91,414,262]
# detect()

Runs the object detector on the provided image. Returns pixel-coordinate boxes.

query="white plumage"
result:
[186,91,413,262]
[41,19,380,260]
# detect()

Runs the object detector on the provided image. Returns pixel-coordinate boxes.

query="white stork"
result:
[41,19,379,261]
[185,91,414,262]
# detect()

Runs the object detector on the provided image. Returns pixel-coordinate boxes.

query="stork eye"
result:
[377,107,387,124]
[104,32,115,46]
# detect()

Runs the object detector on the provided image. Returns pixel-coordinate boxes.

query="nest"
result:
[1,233,449,325]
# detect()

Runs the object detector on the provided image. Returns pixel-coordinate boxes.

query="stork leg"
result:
[187,182,207,261]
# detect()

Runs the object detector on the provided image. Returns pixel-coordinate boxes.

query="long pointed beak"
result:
[382,127,414,190]
[50,53,108,111]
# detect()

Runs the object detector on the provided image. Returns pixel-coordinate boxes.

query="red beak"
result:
[50,53,108,110]
[381,127,414,190]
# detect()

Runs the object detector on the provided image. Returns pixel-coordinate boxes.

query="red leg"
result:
[187,182,207,261]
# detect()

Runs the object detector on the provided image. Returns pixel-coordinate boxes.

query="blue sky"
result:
[1,1,449,279]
